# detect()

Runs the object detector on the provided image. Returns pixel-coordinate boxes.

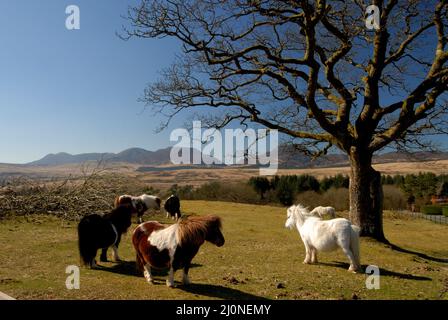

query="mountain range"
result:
[25,146,448,169]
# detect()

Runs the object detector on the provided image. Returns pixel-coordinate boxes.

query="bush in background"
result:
[383,185,408,210]
[421,205,443,215]
[443,207,448,217]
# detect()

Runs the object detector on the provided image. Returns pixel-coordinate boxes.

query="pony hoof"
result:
[303,261,311,264]
[348,267,362,273]
[166,281,176,288]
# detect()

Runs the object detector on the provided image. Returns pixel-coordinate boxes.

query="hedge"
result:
[443,206,448,217]
[421,205,443,215]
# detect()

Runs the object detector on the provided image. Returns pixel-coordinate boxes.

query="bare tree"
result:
[122,0,448,242]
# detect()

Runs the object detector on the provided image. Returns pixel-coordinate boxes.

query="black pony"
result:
[77,204,133,268]
[164,195,181,220]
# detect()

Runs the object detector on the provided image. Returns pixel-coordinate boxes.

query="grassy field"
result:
[0,200,447,300]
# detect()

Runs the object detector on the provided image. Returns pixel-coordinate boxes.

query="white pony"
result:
[114,194,161,223]
[285,204,362,273]
[309,206,336,219]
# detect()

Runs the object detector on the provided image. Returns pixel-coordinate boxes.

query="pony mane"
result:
[104,204,133,232]
[291,204,310,217]
[177,215,222,247]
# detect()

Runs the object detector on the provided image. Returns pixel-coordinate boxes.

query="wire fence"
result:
[395,210,448,225]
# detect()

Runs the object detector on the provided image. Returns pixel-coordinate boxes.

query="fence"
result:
[396,210,448,225]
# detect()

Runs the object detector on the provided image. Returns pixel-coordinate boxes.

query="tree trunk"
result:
[349,146,388,242]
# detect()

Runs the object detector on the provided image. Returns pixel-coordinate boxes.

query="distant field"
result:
[1,160,448,190]
[0,201,447,300]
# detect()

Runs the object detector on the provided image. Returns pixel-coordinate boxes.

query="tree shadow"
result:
[318,262,432,281]
[179,283,269,300]
[387,243,448,264]
[95,261,202,277]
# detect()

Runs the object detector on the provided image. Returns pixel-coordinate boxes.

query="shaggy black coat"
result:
[77,204,133,268]
[164,195,181,219]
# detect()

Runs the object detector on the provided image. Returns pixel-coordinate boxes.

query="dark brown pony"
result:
[132,215,224,287]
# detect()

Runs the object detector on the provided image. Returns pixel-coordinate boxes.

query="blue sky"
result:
[0,0,186,164]
[0,1,446,164]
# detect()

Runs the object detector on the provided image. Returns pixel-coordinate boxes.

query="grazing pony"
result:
[132,215,225,287]
[309,206,336,219]
[114,194,161,223]
[164,195,181,220]
[78,204,134,268]
[285,204,362,273]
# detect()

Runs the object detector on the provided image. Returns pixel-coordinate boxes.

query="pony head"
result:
[178,215,225,247]
[285,205,297,229]
[285,204,310,229]
[204,216,225,247]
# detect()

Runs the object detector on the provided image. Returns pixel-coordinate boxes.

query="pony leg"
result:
[90,259,97,269]
[311,248,318,264]
[302,242,312,264]
[100,248,108,262]
[182,266,191,285]
[341,247,358,273]
[111,245,122,262]
[143,264,154,284]
[166,267,175,287]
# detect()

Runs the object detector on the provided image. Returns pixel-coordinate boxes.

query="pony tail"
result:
[350,225,361,269]
[78,219,95,266]
[136,253,144,274]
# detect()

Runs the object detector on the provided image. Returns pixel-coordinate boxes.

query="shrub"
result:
[248,177,271,199]
[443,206,448,217]
[295,188,349,211]
[383,185,407,210]
[421,205,443,215]
[275,178,296,206]
[320,188,350,211]
[191,181,259,204]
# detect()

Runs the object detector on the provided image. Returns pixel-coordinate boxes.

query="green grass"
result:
[1,201,447,300]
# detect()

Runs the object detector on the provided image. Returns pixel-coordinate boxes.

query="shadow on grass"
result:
[95,261,203,278]
[387,243,448,264]
[95,261,266,299]
[318,262,432,281]
[179,283,269,300]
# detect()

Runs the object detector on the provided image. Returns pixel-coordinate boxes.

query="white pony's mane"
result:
[290,204,320,220]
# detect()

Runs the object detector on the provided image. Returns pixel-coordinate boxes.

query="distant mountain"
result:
[26,146,448,168]
[276,145,448,169]
[26,147,219,166]
[27,148,169,166]
[27,152,116,166]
